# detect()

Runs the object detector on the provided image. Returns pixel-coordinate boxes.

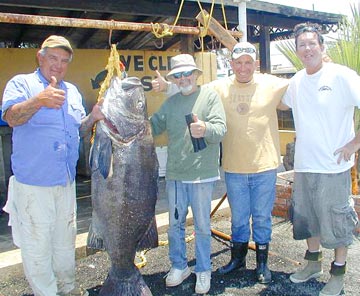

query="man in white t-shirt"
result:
[278,23,360,296]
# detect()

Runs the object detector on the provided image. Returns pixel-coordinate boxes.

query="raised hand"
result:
[190,114,206,138]
[151,69,168,92]
[37,76,66,109]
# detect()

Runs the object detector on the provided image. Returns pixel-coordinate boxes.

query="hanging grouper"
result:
[87,45,159,296]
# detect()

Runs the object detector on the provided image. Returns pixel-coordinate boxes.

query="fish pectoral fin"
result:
[137,217,159,251]
[87,222,105,251]
[98,136,113,179]
[89,129,113,178]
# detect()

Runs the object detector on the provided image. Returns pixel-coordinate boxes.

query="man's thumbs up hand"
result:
[151,69,168,92]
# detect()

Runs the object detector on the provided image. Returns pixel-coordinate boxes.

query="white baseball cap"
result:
[231,42,256,61]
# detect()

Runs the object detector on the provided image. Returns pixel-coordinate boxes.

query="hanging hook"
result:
[193,37,201,50]
[108,20,116,47]
[206,35,215,51]
[108,29,113,48]
[153,38,164,49]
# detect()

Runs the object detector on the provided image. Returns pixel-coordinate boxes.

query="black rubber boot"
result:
[256,243,272,284]
[217,242,248,275]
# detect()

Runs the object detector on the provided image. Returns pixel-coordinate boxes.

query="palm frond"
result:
[275,39,304,71]
[328,4,360,74]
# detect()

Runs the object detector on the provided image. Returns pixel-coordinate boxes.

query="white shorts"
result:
[3,176,77,295]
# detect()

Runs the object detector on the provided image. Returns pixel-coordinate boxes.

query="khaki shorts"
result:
[291,170,358,249]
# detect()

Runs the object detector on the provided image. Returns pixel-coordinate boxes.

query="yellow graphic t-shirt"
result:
[209,73,288,173]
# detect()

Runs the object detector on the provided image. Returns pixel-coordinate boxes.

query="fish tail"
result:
[100,267,152,296]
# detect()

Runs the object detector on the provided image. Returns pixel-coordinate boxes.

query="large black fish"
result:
[87,76,159,295]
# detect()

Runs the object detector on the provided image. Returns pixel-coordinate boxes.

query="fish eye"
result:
[136,101,144,109]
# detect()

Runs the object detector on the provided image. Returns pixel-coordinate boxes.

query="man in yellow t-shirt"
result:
[152,42,288,284]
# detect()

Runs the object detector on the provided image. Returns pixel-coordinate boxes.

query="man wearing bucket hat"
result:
[2,35,104,296]
[152,42,288,284]
[150,53,226,294]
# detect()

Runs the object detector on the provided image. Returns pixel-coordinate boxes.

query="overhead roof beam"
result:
[0,12,243,38]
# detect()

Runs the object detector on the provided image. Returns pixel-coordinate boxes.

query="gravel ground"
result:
[1,209,360,296]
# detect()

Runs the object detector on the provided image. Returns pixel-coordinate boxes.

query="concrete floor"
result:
[0,172,228,266]
[1,170,360,295]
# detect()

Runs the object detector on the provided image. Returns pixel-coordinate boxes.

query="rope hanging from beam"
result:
[196,0,215,51]
[90,44,125,144]
[149,0,231,51]
[220,0,229,30]
[151,0,185,39]
[195,0,229,52]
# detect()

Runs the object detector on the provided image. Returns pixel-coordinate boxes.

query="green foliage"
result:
[275,39,303,71]
[327,4,360,74]
[328,4,360,132]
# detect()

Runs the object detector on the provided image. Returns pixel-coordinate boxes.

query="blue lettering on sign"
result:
[90,54,175,91]
[120,55,131,71]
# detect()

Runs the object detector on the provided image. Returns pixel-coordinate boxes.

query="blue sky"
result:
[265,0,360,73]
[260,0,358,17]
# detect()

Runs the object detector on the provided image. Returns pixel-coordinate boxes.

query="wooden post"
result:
[180,20,195,55]
[259,25,271,73]
[195,52,217,84]
[352,152,359,195]
[196,9,242,51]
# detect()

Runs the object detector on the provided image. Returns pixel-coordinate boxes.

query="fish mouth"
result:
[100,115,146,144]
[103,118,119,135]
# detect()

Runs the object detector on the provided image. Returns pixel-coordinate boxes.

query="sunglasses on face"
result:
[173,70,194,79]
[295,25,319,34]
[232,47,256,54]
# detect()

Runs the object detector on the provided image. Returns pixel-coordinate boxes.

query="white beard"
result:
[179,84,193,95]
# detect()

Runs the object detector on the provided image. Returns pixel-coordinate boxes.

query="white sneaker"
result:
[165,266,191,287]
[195,270,211,294]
